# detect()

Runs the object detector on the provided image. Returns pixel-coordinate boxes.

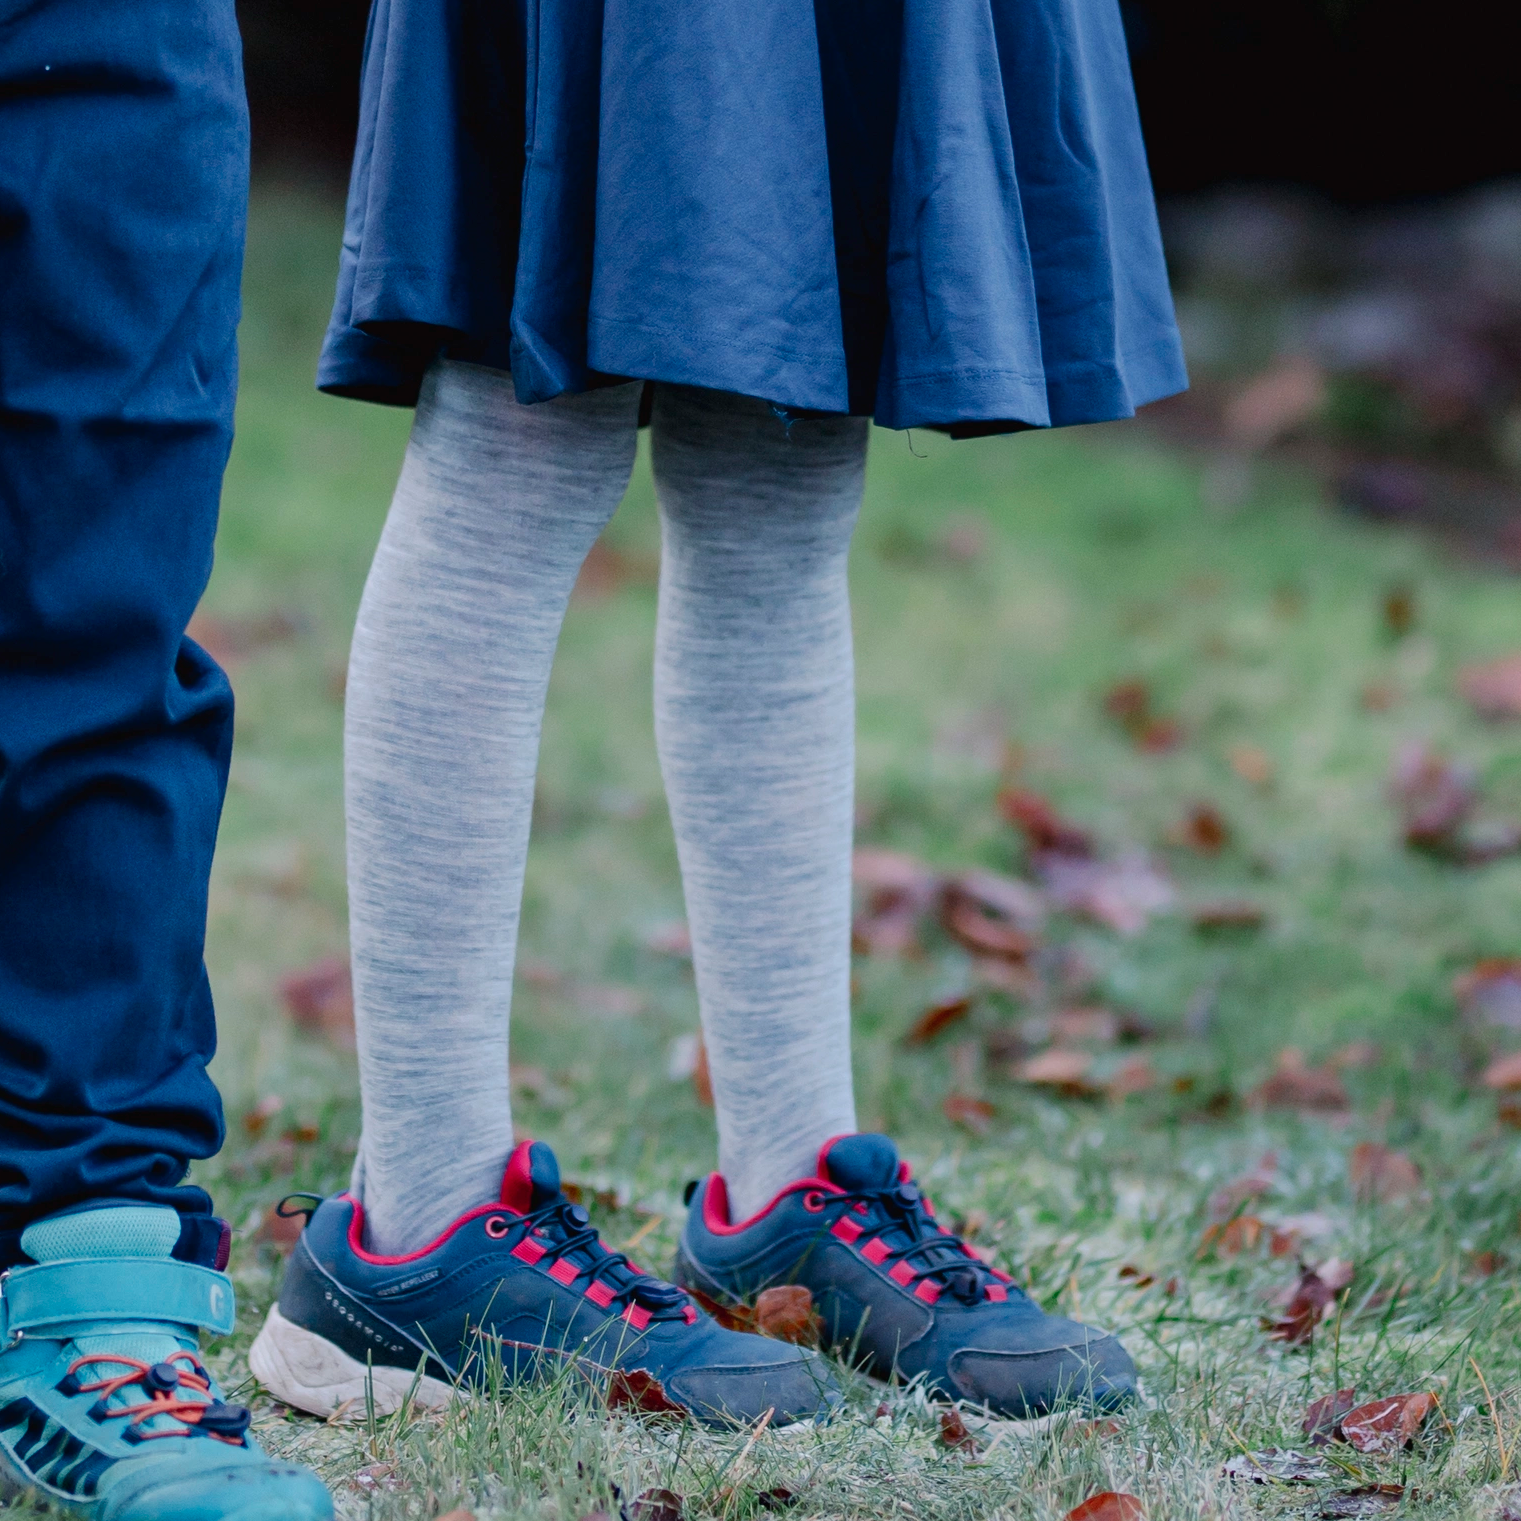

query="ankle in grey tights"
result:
[345,360,867,1253]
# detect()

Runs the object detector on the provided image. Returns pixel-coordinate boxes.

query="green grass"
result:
[187,181,1521,1520]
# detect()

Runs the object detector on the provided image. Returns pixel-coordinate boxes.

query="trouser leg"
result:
[0,0,248,1244]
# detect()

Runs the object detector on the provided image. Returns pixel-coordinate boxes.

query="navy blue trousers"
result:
[0,0,246,1252]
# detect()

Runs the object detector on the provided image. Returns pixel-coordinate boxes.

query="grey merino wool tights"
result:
[344,359,868,1254]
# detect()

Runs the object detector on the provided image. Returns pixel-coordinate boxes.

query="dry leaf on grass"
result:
[1263,1258,1355,1345]
[941,870,1043,960]
[1458,653,1521,719]
[1249,1049,1350,1114]
[643,921,692,958]
[254,1205,305,1254]
[1338,1392,1437,1453]
[1221,1449,1332,1483]
[692,1037,713,1107]
[351,1464,401,1494]
[1169,803,1231,853]
[572,541,656,601]
[1039,853,1175,937]
[1470,1249,1506,1276]
[1208,1152,1278,1220]
[1065,1492,1145,1521]
[1229,744,1275,787]
[1224,356,1325,450]
[852,848,941,956]
[629,1489,684,1521]
[1349,1142,1422,1202]
[754,1285,821,1346]
[997,788,1094,856]
[243,1094,284,1137]
[905,995,973,1045]
[1191,899,1268,933]
[1015,1048,1104,1099]
[1456,959,1521,1030]
[943,1093,997,1134]
[1199,1215,1265,1257]
[1389,743,1521,864]
[1103,679,1184,752]
[434,1511,476,1521]
[607,1369,687,1415]
[1482,1052,1521,1090]
[1106,1056,1157,1099]
[938,1408,981,1453]
[278,956,355,1047]
[1303,1388,1359,1446]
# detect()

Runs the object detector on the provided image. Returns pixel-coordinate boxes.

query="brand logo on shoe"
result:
[322,1288,409,1355]
[374,1269,441,1298]
[209,1282,229,1320]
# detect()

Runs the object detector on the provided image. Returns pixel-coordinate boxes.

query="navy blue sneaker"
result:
[675,1134,1137,1417]
[250,1141,837,1428]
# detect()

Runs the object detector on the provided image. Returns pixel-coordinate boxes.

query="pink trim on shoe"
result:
[699,1171,845,1236]
[500,1139,537,1213]
[341,1193,520,1266]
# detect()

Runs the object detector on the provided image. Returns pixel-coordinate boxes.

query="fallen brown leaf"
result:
[1066,1418,1124,1440]
[644,921,692,957]
[1106,1056,1157,1099]
[1482,1052,1521,1090]
[943,1093,997,1134]
[1470,1249,1506,1275]
[1360,681,1398,712]
[243,1094,284,1137]
[1117,1264,1155,1287]
[254,1204,305,1254]
[1039,853,1175,936]
[1390,743,1521,863]
[1263,1259,1354,1346]
[938,1407,981,1453]
[852,849,941,956]
[1103,680,1184,751]
[1208,1152,1278,1221]
[629,1489,684,1521]
[573,540,657,601]
[1065,1492,1145,1521]
[1224,357,1325,451]
[941,870,1043,960]
[1338,1392,1437,1453]
[1229,743,1275,787]
[1349,1143,1421,1202]
[754,1286,821,1346]
[1383,585,1416,638]
[278,956,354,1048]
[1170,803,1231,853]
[433,1511,476,1521]
[905,995,974,1045]
[1459,653,1521,719]
[1199,1215,1265,1258]
[1500,1099,1521,1129]
[1015,1048,1103,1099]
[1190,899,1267,933]
[1303,1387,1358,1446]
[1456,959,1521,1030]
[1327,1041,1380,1071]
[1249,1049,1350,1114]
[997,788,1094,856]
[351,1463,400,1494]
[1022,1007,1121,1046]
[607,1369,687,1415]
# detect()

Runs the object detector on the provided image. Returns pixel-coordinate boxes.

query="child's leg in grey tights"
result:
[651,387,866,1220]
[345,364,866,1253]
[344,362,641,1254]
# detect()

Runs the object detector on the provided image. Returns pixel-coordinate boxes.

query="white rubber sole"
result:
[248,1304,457,1421]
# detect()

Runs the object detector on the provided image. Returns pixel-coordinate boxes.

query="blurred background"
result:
[207,0,1521,1231]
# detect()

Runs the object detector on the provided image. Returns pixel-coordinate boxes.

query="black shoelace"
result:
[518,1197,691,1320]
[822,1182,1021,1305]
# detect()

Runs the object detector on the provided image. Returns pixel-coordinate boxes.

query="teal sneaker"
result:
[0,1202,332,1520]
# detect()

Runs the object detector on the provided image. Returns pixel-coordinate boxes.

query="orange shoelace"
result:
[65,1351,241,1444]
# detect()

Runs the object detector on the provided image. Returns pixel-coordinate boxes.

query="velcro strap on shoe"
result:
[0,1258,236,1341]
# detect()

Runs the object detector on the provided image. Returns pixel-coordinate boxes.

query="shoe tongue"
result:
[500,1139,563,1212]
[22,1204,181,1263]
[820,1133,901,1192]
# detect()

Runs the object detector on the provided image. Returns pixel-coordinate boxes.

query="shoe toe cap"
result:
[102,1459,334,1521]
[666,1347,842,1427]
[947,1324,1137,1417]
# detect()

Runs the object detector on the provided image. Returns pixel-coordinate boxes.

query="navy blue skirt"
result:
[318,0,1188,434]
